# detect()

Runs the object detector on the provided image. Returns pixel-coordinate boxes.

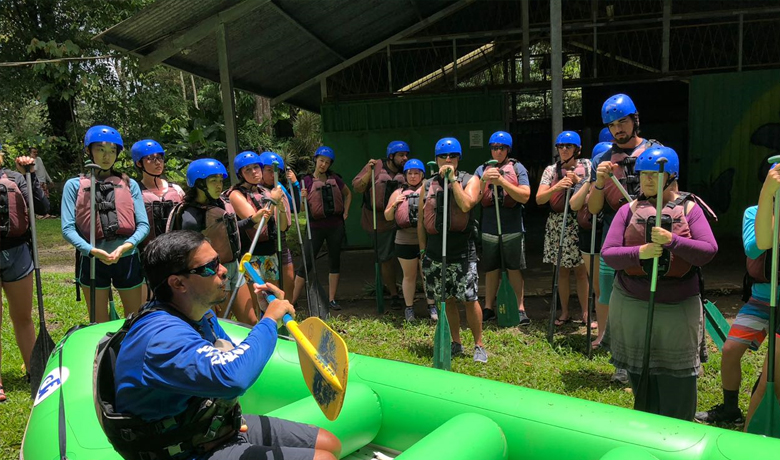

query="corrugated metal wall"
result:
[688,69,780,237]
[322,93,505,247]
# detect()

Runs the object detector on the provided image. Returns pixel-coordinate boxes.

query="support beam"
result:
[270,0,477,105]
[268,1,345,61]
[662,0,671,73]
[387,45,393,93]
[591,0,598,78]
[139,0,268,71]
[738,13,744,71]
[216,23,240,185]
[452,39,458,88]
[521,0,530,83]
[550,0,563,160]
[568,41,659,73]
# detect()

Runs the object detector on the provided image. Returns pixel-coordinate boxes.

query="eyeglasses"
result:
[176,256,220,278]
[436,153,460,160]
[555,144,576,150]
[144,154,164,163]
[490,145,508,151]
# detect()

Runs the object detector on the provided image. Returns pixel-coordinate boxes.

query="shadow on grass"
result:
[560,368,617,392]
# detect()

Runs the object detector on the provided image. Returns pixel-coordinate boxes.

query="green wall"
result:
[688,69,780,237]
[322,92,506,247]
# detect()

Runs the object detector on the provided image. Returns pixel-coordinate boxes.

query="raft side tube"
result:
[266,382,382,458]
[395,413,507,460]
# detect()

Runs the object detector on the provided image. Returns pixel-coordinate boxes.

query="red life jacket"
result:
[746,251,776,284]
[140,184,182,247]
[576,202,602,231]
[75,174,136,242]
[0,172,29,238]
[307,173,344,220]
[363,160,405,212]
[167,199,240,263]
[423,172,472,235]
[234,185,275,245]
[395,186,421,229]
[549,161,588,213]
[480,159,519,208]
[601,140,660,211]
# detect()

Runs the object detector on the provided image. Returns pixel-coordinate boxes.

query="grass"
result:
[0,218,768,459]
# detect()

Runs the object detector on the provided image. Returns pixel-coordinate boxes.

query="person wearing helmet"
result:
[598,127,614,144]
[418,137,487,363]
[474,131,532,325]
[132,139,185,250]
[601,146,717,420]
[61,125,149,323]
[536,131,592,328]
[255,151,293,291]
[352,141,409,308]
[167,158,256,324]
[0,145,50,401]
[569,141,613,347]
[291,146,352,310]
[384,158,434,322]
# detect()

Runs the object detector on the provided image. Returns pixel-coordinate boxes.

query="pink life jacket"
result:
[423,172,472,235]
[549,161,588,213]
[236,185,273,244]
[75,174,136,241]
[395,186,421,229]
[307,173,344,220]
[363,160,405,212]
[480,159,520,208]
[602,140,661,211]
[166,199,240,263]
[0,172,29,238]
[140,184,182,247]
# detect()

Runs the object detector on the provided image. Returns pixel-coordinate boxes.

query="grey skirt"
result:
[608,280,702,378]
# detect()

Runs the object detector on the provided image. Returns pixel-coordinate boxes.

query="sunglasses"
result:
[176,255,221,278]
[436,153,460,160]
[490,145,508,151]
[143,154,164,163]
[556,144,576,150]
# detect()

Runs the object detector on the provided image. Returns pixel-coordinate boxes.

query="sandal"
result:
[554,317,571,327]
[0,385,6,403]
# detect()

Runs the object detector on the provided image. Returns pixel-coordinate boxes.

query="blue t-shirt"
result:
[474,160,530,234]
[743,205,773,303]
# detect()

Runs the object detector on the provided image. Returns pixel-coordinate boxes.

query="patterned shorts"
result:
[422,255,479,302]
[727,299,770,351]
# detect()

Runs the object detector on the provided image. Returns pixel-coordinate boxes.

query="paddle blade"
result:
[109,301,120,321]
[703,299,730,351]
[308,281,330,320]
[496,272,519,327]
[295,317,349,421]
[747,382,780,438]
[29,328,55,399]
[433,303,451,370]
[375,264,384,314]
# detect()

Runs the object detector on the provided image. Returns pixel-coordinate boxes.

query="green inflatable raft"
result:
[21,320,780,459]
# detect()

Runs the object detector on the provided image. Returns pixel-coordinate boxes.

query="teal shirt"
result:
[61,175,150,256]
[743,205,773,303]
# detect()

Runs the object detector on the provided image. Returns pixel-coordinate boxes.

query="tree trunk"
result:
[46,96,77,166]
[254,95,272,134]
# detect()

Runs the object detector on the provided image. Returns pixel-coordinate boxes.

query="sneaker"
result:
[404,307,415,322]
[451,341,464,357]
[429,305,439,321]
[482,308,496,322]
[611,368,630,385]
[329,300,341,311]
[391,295,403,310]
[694,403,744,424]
[473,345,488,363]
[518,310,531,326]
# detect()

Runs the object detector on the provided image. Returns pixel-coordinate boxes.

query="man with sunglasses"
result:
[474,131,532,325]
[106,230,341,460]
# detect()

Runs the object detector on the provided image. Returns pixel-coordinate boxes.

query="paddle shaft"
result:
[609,173,633,204]
[273,162,282,290]
[371,167,383,312]
[768,189,780,385]
[586,195,598,359]
[224,205,271,319]
[547,185,573,345]
[289,177,315,317]
[441,172,450,306]
[88,164,100,323]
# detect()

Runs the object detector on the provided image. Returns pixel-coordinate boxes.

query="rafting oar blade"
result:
[703,299,730,351]
[496,271,519,327]
[433,302,451,370]
[108,289,120,321]
[295,317,348,421]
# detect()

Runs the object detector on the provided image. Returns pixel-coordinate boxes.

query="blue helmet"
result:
[387,141,410,158]
[84,125,124,152]
[601,94,638,125]
[592,142,612,160]
[314,146,335,163]
[403,158,425,173]
[435,137,462,158]
[186,158,228,188]
[634,146,680,180]
[131,139,164,164]
[489,131,512,148]
[598,127,614,143]
[234,151,263,179]
[259,151,285,171]
[555,131,581,147]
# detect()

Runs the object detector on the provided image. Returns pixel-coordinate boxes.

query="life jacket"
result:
[602,139,661,211]
[75,174,137,242]
[423,172,472,235]
[307,173,344,220]
[621,192,716,278]
[95,303,242,460]
[167,199,240,263]
[140,184,182,248]
[363,160,405,212]
[235,184,275,245]
[576,203,602,231]
[395,186,421,229]
[746,251,776,285]
[0,172,29,238]
[549,161,588,213]
[480,159,519,208]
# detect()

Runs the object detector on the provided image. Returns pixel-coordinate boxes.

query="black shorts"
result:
[0,244,34,283]
[206,415,318,460]
[78,252,145,290]
[578,227,603,254]
[481,232,525,271]
[395,243,420,260]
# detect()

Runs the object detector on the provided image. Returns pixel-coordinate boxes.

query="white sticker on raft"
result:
[33,367,70,407]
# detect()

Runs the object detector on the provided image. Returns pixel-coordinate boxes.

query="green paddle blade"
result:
[108,290,120,321]
[703,299,730,351]
[747,382,780,438]
[433,303,451,370]
[375,264,384,313]
[496,272,519,327]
